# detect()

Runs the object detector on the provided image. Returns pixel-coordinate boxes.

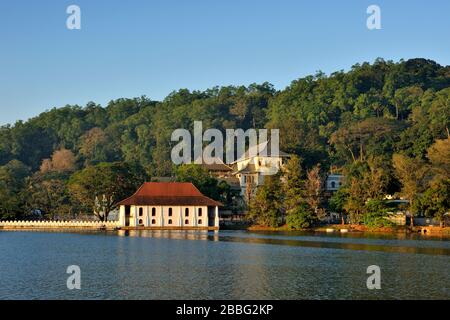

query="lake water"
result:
[0,230,449,300]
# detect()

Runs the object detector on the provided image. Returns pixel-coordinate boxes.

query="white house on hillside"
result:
[230,140,289,200]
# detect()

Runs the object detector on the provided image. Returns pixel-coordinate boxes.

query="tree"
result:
[286,202,317,229]
[392,86,423,120]
[329,187,349,224]
[40,159,53,173]
[216,180,242,213]
[174,164,221,200]
[330,118,402,163]
[247,175,282,227]
[427,137,450,178]
[40,148,76,173]
[0,160,31,219]
[398,88,450,159]
[362,156,392,200]
[427,88,450,139]
[281,156,325,227]
[344,177,366,224]
[340,158,392,224]
[304,165,326,221]
[282,155,304,217]
[362,199,395,228]
[68,162,147,221]
[420,179,450,227]
[26,172,72,219]
[9,121,54,170]
[392,154,430,226]
[79,127,111,165]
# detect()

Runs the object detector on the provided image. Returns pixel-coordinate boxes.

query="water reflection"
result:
[117,230,450,256]
[118,229,216,241]
[1,231,449,299]
[4,229,449,255]
[218,235,450,256]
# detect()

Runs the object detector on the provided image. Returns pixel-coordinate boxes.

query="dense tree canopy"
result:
[0,58,449,224]
[67,162,147,221]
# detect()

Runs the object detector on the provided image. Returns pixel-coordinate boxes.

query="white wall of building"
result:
[119,205,215,228]
[236,156,284,191]
[326,174,344,191]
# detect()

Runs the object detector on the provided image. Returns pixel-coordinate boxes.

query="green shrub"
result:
[363,199,395,228]
[286,203,317,229]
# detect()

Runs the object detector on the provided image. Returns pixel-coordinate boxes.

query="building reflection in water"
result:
[117,229,213,241]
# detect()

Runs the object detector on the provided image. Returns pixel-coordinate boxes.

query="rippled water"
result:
[0,230,449,299]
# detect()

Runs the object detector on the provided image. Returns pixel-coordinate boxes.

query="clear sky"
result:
[1,0,449,125]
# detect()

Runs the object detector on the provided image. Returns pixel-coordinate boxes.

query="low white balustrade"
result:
[0,220,121,229]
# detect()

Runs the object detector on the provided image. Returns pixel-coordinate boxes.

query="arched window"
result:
[185,208,189,217]
[198,219,202,225]
[138,219,143,225]
[331,181,336,189]
[168,219,172,225]
[152,208,156,216]
[198,208,202,217]
[185,219,189,225]
[138,208,143,217]
[151,219,156,225]
[168,208,172,216]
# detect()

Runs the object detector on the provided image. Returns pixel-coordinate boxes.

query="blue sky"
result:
[0,0,449,125]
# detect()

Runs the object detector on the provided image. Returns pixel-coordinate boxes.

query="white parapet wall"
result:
[0,220,121,230]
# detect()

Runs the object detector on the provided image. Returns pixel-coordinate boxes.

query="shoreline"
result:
[2,222,450,238]
[245,224,450,236]
[0,225,218,232]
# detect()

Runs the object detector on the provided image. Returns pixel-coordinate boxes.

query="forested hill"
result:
[0,59,450,219]
[2,58,448,174]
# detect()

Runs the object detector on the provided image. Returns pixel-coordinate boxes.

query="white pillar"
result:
[179,207,183,226]
[160,206,164,227]
[146,206,150,227]
[194,206,198,227]
[214,206,219,228]
[133,206,137,227]
[119,205,125,227]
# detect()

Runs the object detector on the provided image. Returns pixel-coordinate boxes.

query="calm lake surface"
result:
[0,230,449,300]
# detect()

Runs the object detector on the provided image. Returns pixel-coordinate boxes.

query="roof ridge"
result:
[116,182,223,206]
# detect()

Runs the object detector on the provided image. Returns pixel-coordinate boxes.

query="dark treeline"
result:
[0,58,449,226]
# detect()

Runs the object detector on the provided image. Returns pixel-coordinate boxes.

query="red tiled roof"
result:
[117,182,223,206]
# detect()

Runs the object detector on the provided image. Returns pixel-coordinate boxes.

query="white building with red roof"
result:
[117,182,222,229]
